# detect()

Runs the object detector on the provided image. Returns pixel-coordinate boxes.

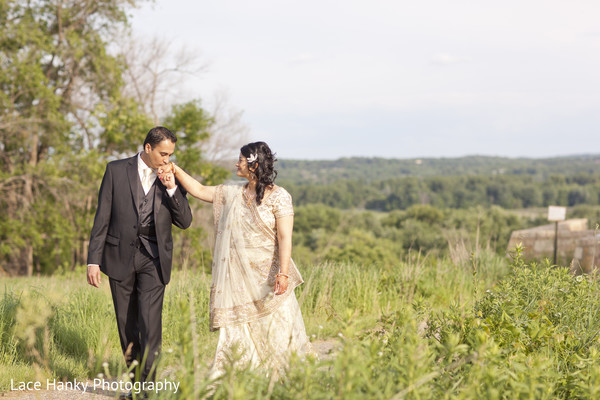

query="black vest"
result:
[136,177,159,258]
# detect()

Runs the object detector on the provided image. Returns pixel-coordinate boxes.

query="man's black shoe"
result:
[119,391,133,400]
[120,390,148,399]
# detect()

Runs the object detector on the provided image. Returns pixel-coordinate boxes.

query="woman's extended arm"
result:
[160,163,216,203]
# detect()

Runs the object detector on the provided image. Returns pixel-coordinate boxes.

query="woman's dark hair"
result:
[241,141,278,205]
[144,126,177,148]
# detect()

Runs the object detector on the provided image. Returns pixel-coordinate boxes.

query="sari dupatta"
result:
[209,183,303,331]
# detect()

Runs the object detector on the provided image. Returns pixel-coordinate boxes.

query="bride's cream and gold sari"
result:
[209,182,313,377]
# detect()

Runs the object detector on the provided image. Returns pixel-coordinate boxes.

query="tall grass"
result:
[8,249,599,399]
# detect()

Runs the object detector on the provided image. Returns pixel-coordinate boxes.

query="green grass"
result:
[6,249,600,399]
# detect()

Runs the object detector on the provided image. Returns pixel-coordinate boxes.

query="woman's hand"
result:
[274,274,289,295]
[157,162,175,175]
[157,163,176,189]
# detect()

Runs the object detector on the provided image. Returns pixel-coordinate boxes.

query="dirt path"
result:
[2,340,339,400]
[2,383,116,399]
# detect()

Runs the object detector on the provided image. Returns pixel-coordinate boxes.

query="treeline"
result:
[291,203,548,267]
[279,165,600,267]
[277,155,600,184]
[280,173,600,211]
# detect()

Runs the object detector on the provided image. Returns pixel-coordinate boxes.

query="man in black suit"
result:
[87,126,192,391]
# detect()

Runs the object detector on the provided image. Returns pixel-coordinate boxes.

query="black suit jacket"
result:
[87,155,192,284]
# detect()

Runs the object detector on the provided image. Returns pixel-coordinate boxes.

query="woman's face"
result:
[235,153,251,180]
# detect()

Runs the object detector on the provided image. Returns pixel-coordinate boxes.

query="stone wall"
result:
[506,219,599,270]
[572,235,600,274]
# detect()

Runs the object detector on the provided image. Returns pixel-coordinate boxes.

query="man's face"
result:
[144,139,175,170]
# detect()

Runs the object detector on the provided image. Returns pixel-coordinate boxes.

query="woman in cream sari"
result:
[158,141,313,378]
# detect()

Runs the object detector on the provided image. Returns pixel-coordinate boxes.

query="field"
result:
[3,246,600,399]
[3,2,600,398]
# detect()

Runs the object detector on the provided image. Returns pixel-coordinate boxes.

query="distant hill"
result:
[276,155,600,185]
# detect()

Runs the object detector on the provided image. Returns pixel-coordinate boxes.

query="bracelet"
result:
[276,273,289,278]
[169,162,176,175]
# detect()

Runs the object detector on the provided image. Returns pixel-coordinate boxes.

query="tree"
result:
[118,35,207,124]
[0,0,242,276]
[0,0,149,275]
[199,90,250,166]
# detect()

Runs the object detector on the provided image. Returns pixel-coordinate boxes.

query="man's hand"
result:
[87,265,102,287]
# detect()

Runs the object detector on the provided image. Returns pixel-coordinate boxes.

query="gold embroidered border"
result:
[245,193,277,242]
[209,279,301,331]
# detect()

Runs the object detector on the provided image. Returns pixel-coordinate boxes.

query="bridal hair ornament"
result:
[246,153,258,163]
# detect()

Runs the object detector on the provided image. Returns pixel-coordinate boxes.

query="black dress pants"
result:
[109,244,165,382]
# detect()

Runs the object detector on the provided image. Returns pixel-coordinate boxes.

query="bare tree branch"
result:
[118,35,208,123]
[201,90,250,165]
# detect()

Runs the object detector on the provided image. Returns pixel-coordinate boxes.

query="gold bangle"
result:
[277,273,289,278]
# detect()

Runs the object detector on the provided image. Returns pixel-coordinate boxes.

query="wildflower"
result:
[167,348,174,354]
[318,325,323,330]
[102,362,109,368]
[311,334,316,339]
[338,332,344,339]
[129,373,135,379]
[131,360,139,366]
[382,338,388,345]
[97,373,104,379]
[576,275,584,282]
[378,351,383,357]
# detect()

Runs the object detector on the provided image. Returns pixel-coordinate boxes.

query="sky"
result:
[130,0,600,160]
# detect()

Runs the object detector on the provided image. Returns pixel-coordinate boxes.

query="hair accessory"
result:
[246,153,258,163]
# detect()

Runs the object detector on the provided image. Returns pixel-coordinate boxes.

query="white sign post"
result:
[548,206,566,265]
[548,206,566,222]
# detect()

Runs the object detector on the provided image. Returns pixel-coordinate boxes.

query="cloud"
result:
[430,53,468,66]
[288,53,316,65]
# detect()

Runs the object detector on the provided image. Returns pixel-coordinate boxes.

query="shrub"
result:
[427,246,600,398]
